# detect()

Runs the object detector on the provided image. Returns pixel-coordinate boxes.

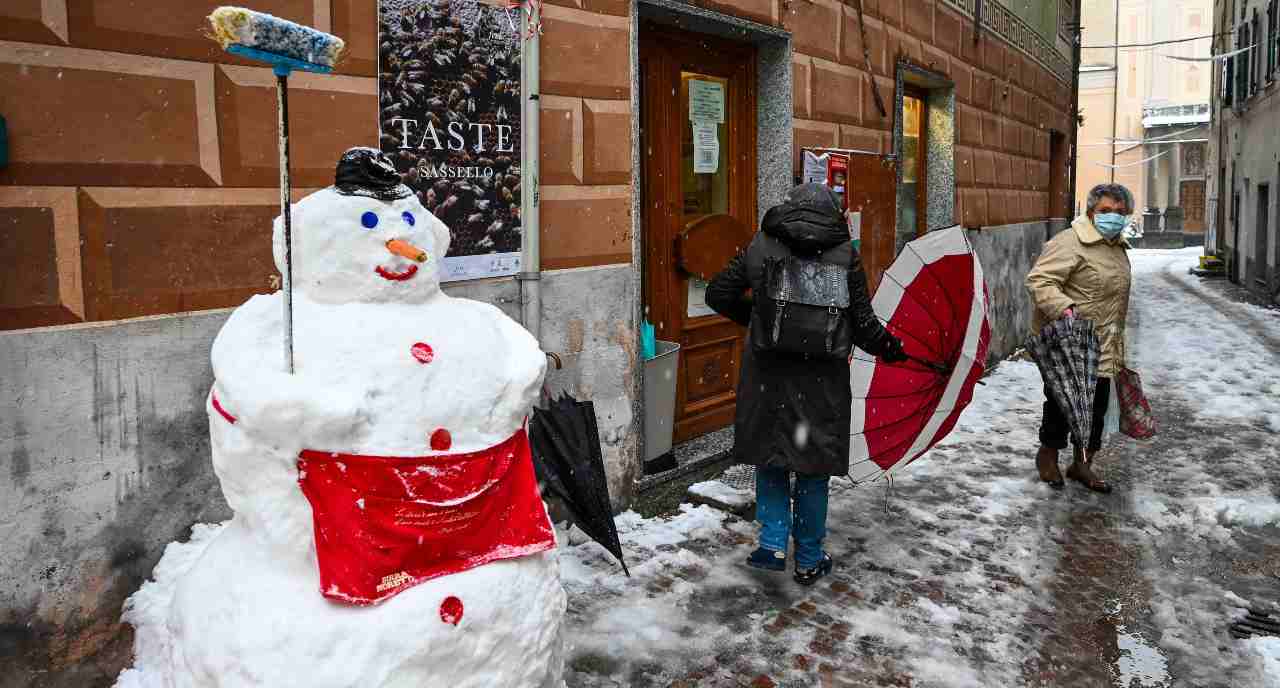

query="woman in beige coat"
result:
[1025,183,1133,493]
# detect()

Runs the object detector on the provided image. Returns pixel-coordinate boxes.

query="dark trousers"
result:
[1039,378,1111,452]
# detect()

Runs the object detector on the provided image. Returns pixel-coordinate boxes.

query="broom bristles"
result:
[208,6,345,68]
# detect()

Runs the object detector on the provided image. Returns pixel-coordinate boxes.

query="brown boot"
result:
[1067,448,1112,494]
[1035,447,1064,489]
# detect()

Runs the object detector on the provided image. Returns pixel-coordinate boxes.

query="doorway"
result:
[1049,130,1070,219]
[901,88,929,238]
[640,23,758,443]
[1257,185,1270,288]
[1181,180,1206,233]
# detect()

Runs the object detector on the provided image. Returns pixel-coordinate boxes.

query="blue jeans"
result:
[755,466,830,569]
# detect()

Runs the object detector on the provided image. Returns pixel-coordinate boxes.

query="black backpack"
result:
[751,253,854,360]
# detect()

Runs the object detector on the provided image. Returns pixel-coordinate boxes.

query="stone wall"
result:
[967,219,1069,365]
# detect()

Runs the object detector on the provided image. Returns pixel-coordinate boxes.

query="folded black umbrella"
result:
[1026,317,1101,451]
[529,392,629,576]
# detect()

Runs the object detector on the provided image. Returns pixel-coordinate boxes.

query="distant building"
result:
[1210,0,1280,303]
[1075,0,1213,246]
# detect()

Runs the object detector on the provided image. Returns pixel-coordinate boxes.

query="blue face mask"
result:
[1093,212,1127,239]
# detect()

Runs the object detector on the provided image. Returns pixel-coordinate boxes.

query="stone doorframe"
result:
[627,0,793,458]
[893,61,957,253]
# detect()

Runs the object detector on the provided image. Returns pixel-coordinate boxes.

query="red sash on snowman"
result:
[297,428,556,605]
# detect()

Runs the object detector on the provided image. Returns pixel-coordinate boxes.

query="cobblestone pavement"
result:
[560,250,1280,687]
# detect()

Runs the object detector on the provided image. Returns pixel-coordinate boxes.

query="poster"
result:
[692,121,719,174]
[688,80,724,123]
[802,151,829,185]
[379,0,523,282]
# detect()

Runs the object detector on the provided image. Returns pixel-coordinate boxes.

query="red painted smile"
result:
[376,264,418,282]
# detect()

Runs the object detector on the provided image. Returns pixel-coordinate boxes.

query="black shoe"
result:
[746,547,787,571]
[793,553,833,586]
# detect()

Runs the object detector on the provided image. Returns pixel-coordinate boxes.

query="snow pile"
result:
[116,185,565,688]
[688,479,755,509]
[1246,637,1280,687]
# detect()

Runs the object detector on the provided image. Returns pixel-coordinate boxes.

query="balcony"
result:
[1142,103,1211,128]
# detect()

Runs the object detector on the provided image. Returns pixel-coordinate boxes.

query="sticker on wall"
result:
[692,121,719,174]
[688,80,725,123]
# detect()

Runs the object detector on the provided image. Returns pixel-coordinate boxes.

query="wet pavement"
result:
[559,250,1280,687]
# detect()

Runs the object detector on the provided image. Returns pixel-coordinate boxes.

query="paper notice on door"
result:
[692,121,719,174]
[688,80,725,123]
[803,151,829,185]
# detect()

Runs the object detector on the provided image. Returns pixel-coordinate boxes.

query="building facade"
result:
[1075,0,1213,245]
[0,2,1080,684]
[1210,0,1280,302]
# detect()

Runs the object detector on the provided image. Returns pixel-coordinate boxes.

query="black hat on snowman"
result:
[334,147,413,201]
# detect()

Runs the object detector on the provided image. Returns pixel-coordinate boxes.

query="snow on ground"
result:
[559,248,1280,686]
[1128,247,1280,432]
[688,479,754,509]
[560,357,1066,686]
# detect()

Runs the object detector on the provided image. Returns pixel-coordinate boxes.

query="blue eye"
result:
[361,211,379,229]
[402,211,416,226]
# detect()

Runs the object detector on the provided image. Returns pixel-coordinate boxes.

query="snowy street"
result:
[558,248,1280,688]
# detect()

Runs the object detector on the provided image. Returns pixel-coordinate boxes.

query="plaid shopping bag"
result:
[1116,367,1156,439]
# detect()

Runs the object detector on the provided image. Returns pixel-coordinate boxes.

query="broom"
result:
[208,7,346,374]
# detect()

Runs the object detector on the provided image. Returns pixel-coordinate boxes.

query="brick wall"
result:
[0,0,637,331]
[641,0,1076,231]
[2,0,1076,333]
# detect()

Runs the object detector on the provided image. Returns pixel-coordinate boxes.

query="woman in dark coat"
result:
[706,183,905,585]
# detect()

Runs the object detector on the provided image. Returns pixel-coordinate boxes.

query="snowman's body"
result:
[116,166,566,688]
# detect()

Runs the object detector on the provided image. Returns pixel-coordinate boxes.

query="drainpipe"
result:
[1110,0,1119,183]
[518,3,542,343]
[1068,0,1083,217]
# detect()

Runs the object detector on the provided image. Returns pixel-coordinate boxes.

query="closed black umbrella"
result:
[1026,317,1101,451]
[529,392,629,576]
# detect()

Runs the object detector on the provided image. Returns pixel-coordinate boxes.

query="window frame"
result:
[1252,10,1262,94]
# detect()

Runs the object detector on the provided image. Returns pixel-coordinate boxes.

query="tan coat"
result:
[1025,215,1132,377]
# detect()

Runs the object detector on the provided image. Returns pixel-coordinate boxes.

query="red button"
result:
[411,342,434,364]
[430,428,452,451]
[440,596,464,626]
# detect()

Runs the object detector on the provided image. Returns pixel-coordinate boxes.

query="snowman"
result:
[115,148,566,688]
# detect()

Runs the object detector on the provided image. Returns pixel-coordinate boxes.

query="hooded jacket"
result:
[1025,215,1132,377]
[705,184,897,476]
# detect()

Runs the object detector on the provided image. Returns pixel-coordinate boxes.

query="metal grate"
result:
[1230,609,1280,639]
[718,463,756,491]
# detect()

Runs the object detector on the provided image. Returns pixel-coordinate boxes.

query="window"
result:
[1269,0,1278,79]
[1225,50,1236,106]
[1239,23,1251,103]
[1253,10,1262,94]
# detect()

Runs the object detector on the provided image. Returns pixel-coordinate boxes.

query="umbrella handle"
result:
[905,354,951,375]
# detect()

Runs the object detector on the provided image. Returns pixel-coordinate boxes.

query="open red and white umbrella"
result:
[849,225,991,483]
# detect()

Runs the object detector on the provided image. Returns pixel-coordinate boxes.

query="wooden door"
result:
[845,152,898,293]
[1181,180,1206,232]
[640,24,757,443]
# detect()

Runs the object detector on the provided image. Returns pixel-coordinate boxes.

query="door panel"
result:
[641,24,757,443]
[1181,180,1206,232]
[845,152,898,293]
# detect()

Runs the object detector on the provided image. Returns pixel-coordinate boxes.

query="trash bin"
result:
[643,340,680,464]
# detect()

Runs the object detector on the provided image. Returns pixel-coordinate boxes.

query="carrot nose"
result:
[386,239,427,263]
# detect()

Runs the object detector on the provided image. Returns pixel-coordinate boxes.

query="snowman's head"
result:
[272,148,451,305]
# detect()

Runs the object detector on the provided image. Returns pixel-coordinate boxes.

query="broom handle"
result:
[277,71,294,374]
